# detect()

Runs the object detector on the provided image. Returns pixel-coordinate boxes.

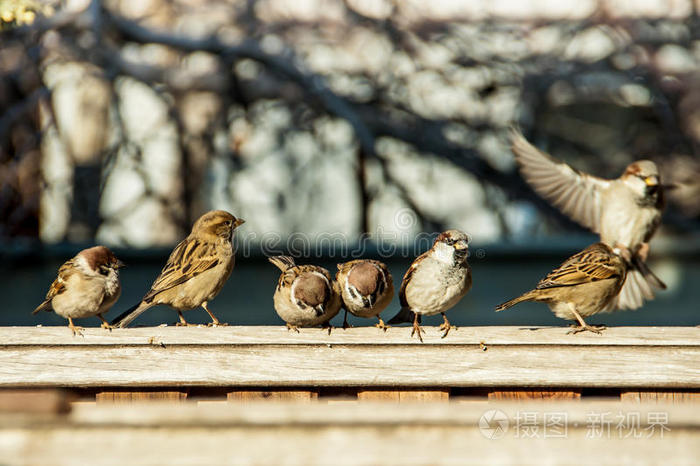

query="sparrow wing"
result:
[142,238,219,303]
[511,129,610,233]
[33,260,73,313]
[398,250,430,308]
[536,243,623,289]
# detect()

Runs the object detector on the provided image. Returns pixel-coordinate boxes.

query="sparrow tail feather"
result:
[387,307,417,325]
[32,301,51,315]
[268,255,296,272]
[111,302,152,328]
[495,292,534,312]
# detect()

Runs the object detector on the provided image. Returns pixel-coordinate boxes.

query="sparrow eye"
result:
[225,220,232,226]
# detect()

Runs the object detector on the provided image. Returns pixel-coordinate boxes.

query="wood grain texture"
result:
[0,326,697,389]
[96,391,187,403]
[0,402,698,465]
[227,390,318,402]
[489,390,581,400]
[620,391,700,403]
[357,389,450,402]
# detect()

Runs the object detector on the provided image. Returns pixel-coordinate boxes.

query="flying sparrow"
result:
[388,230,472,341]
[269,255,341,332]
[33,246,124,335]
[336,259,394,330]
[495,242,627,334]
[111,210,244,328]
[510,129,666,311]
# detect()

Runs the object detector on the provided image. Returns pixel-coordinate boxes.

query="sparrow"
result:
[111,210,244,328]
[336,259,394,330]
[388,230,472,341]
[269,255,341,332]
[33,246,124,335]
[510,129,666,311]
[495,242,627,334]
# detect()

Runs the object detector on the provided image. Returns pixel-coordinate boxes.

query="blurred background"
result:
[1,0,698,328]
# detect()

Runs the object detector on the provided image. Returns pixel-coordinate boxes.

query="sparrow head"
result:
[347,261,384,305]
[293,272,330,317]
[192,210,245,241]
[622,160,661,200]
[432,229,469,265]
[79,246,124,277]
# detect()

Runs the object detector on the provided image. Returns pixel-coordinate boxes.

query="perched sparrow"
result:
[511,129,666,310]
[388,230,472,341]
[111,210,244,327]
[495,242,627,334]
[336,259,394,330]
[33,246,124,335]
[269,255,341,332]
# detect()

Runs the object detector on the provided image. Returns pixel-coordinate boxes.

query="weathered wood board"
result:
[0,326,697,389]
[0,401,697,465]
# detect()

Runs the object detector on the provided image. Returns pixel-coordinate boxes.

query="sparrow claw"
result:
[567,324,606,335]
[375,318,390,332]
[70,325,85,337]
[100,322,114,331]
[207,321,228,327]
[286,323,300,333]
[175,322,199,327]
[438,323,456,339]
[321,323,334,335]
[410,323,425,343]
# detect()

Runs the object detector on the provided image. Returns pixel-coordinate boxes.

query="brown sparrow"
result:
[336,259,394,330]
[388,230,472,341]
[495,242,627,334]
[269,255,341,332]
[511,129,666,310]
[111,210,244,327]
[33,246,124,335]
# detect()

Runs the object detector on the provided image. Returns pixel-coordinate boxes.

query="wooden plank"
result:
[0,402,697,465]
[2,326,697,345]
[0,389,72,413]
[0,327,697,389]
[489,390,581,400]
[96,391,187,403]
[621,391,700,403]
[358,389,449,402]
[227,390,317,402]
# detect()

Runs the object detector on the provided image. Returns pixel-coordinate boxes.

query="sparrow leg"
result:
[175,311,198,327]
[410,312,425,343]
[567,307,606,335]
[202,302,227,327]
[342,310,352,330]
[438,313,456,339]
[321,323,334,335]
[286,322,300,333]
[68,318,84,337]
[375,317,389,332]
[98,314,114,331]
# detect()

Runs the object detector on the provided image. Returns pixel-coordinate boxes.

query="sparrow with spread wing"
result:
[269,255,341,332]
[111,210,244,327]
[336,259,394,330]
[388,230,472,342]
[34,246,124,335]
[495,242,627,334]
[511,129,665,311]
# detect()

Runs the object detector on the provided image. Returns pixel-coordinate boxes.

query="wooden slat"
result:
[0,389,72,413]
[0,327,697,389]
[1,401,698,465]
[489,390,581,400]
[96,391,187,403]
[358,389,449,402]
[227,390,317,402]
[621,391,700,403]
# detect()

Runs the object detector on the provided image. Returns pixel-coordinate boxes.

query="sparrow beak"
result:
[115,259,126,269]
[644,175,659,187]
[454,242,468,251]
[233,218,245,228]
